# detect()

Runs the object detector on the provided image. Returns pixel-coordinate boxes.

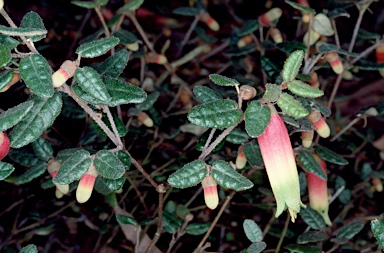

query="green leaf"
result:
[94,176,113,195]
[0,161,15,180]
[0,35,19,50]
[188,99,242,130]
[224,44,257,56]
[72,1,98,8]
[243,219,263,242]
[261,56,281,81]
[287,80,323,98]
[337,220,364,239]
[315,145,348,165]
[312,14,334,36]
[136,91,160,111]
[354,59,384,70]
[75,67,110,103]
[8,147,41,166]
[194,26,217,44]
[53,149,91,184]
[101,177,125,191]
[0,100,34,131]
[262,83,281,103]
[113,30,139,44]
[298,150,326,180]
[0,44,11,67]
[15,162,46,184]
[243,141,264,167]
[285,244,321,253]
[10,93,62,148]
[72,84,107,105]
[116,150,131,169]
[285,0,316,13]
[20,11,46,42]
[300,206,326,230]
[193,86,222,103]
[162,210,183,234]
[19,244,38,253]
[308,98,331,117]
[31,137,53,162]
[247,242,267,253]
[317,43,358,57]
[95,49,129,77]
[277,93,309,119]
[167,160,207,188]
[103,77,147,106]
[282,50,304,82]
[275,41,307,54]
[338,188,351,204]
[76,37,119,58]
[297,231,327,244]
[327,8,350,19]
[19,54,54,98]
[245,101,271,137]
[0,25,47,37]
[56,148,83,164]
[117,0,145,13]
[371,218,384,249]
[282,115,299,127]
[238,19,259,37]
[209,74,239,87]
[94,150,125,179]
[226,129,249,144]
[116,214,137,225]
[211,160,253,191]
[0,69,13,90]
[185,223,210,235]
[173,7,201,16]
[357,28,380,39]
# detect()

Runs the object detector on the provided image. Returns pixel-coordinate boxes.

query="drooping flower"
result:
[76,165,98,203]
[308,110,330,138]
[257,105,305,222]
[201,175,219,210]
[306,154,332,226]
[47,159,69,195]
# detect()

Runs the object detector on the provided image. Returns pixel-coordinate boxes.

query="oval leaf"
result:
[285,244,321,253]
[53,149,91,184]
[10,93,62,148]
[95,49,129,78]
[226,128,249,144]
[8,147,41,167]
[261,83,281,103]
[103,77,147,106]
[93,150,125,179]
[248,242,267,253]
[116,214,137,225]
[277,93,309,119]
[173,7,201,16]
[211,160,253,191]
[312,13,334,36]
[15,162,46,184]
[188,100,242,130]
[297,231,328,244]
[193,86,222,103]
[0,161,15,180]
[209,74,239,87]
[285,0,316,13]
[0,100,34,131]
[116,150,131,169]
[75,67,110,103]
[371,218,384,249]
[101,177,125,191]
[76,37,119,58]
[299,206,326,230]
[245,100,271,137]
[238,20,259,37]
[19,54,54,98]
[117,0,144,12]
[315,145,348,165]
[243,219,263,242]
[113,30,139,44]
[282,50,304,82]
[167,160,207,188]
[0,69,14,90]
[136,91,160,111]
[287,80,324,98]
[72,1,98,8]
[31,136,53,162]
[298,150,327,180]
[337,220,365,239]
[0,25,47,37]
[185,223,210,235]
[72,84,107,105]
[20,244,38,253]
[0,44,11,67]
[20,11,46,42]
[276,41,307,54]
[243,141,264,167]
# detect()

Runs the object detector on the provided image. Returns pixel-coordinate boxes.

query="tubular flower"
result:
[306,154,332,226]
[47,159,69,195]
[308,110,330,138]
[201,175,219,210]
[236,144,247,169]
[76,165,98,203]
[257,105,305,222]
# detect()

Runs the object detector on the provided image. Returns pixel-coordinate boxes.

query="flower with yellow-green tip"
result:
[76,164,98,203]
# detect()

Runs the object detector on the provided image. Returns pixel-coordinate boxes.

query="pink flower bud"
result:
[76,165,98,203]
[236,145,247,169]
[270,28,283,43]
[237,35,253,48]
[309,72,319,88]
[199,12,220,31]
[145,53,168,65]
[0,132,10,160]
[47,159,69,194]
[306,154,332,226]
[0,72,20,92]
[257,105,304,222]
[137,111,154,127]
[376,44,384,63]
[325,52,343,74]
[307,110,330,138]
[258,8,282,26]
[202,175,219,210]
[301,131,314,148]
[52,60,77,88]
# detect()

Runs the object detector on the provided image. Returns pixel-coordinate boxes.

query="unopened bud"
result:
[47,160,69,194]
[242,57,253,73]
[0,0,3,11]
[270,28,283,43]
[0,132,10,160]
[137,111,154,127]
[0,72,20,92]
[240,85,257,100]
[202,175,219,210]
[76,165,98,203]
[303,29,320,46]
[301,131,314,148]
[372,178,383,192]
[237,35,253,48]
[235,145,247,169]
[52,60,77,87]
[308,110,330,138]
[145,52,168,65]
[200,12,220,31]
[258,8,282,26]
[180,88,192,110]
[325,52,343,74]
[125,42,139,52]
[55,188,65,199]
[372,135,384,151]
[376,44,384,63]
[309,72,319,88]
[297,0,309,7]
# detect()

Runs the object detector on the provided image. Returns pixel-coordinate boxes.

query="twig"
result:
[167,214,194,253]
[349,39,384,66]
[331,19,340,49]
[326,74,343,109]
[347,2,370,56]
[198,40,230,62]
[177,10,204,57]
[274,213,290,253]
[94,6,111,37]
[193,191,236,253]
[128,11,155,53]
[102,105,123,147]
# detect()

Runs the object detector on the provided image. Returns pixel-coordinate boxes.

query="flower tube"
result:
[257,105,305,222]
[201,175,219,210]
[76,165,98,203]
[306,154,332,226]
